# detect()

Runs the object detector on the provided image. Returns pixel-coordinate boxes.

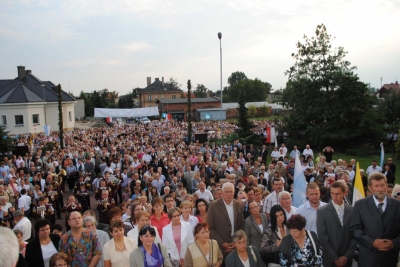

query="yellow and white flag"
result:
[352,162,365,205]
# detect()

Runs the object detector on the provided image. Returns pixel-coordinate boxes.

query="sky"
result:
[1,0,399,96]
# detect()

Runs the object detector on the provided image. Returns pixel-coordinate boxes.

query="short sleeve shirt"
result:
[59,229,102,267]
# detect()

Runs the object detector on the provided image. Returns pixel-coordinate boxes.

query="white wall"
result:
[0,101,76,135]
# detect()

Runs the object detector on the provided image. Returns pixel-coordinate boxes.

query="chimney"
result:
[206,91,210,98]
[26,70,31,74]
[147,77,151,86]
[17,66,25,80]
[155,78,159,82]
[162,77,164,86]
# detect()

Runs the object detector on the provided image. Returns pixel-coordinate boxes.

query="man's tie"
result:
[337,206,343,226]
[378,203,384,215]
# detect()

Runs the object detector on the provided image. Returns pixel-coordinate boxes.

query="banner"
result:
[266,127,271,143]
[352,162,365,205]
[293,154,307,207]
[94,107,159,118]
[43,125,51,136]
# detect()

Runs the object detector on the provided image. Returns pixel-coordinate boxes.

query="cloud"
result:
[120,42,152,52]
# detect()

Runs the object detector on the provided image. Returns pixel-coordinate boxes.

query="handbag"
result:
[261,228,280,264]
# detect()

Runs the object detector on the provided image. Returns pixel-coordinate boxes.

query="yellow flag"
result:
[352,162,365,205]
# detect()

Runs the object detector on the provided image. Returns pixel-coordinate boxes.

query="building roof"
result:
[0,67,76,104]
[196,108,226,111]
[375,82,400,95]
[222,101,286,110]
[157,98,219,104]
[139,78,182,93]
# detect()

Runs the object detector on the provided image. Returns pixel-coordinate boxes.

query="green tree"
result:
[187,80,193,143]
[79,91,93,116]
[166,77,182,89]
[228,71,247,87]
[280,24,383,149]
[237,84,251,137]
[0,125,13,154]
[226,78,271,102]
[377,89,400,127]
[194,84,209,98]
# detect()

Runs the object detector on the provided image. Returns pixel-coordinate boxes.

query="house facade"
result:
[0,66,76,135]
[375,81,400,98]
[137,77,183,108]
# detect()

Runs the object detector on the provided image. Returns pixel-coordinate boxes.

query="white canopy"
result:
[94,107,159,118]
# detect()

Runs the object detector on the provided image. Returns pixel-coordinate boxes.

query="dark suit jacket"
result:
[207,198,244,254]
[317,202,357,267]
[25,234,60,267]
[350,196,400,267]
[244,213,269,248]
[224,246,265,267]
[382,170,394,184]
[260,149,268,163]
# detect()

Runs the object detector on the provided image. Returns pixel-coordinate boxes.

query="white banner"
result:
[43,125,51,136]
[94,107,159,118]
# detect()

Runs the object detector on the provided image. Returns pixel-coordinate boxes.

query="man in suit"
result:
[350,172,400,267]
[260,145,268,163]
[207,182,244,258]
[317,181,357,267]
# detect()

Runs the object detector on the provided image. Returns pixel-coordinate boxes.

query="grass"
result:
[320,151,400,184]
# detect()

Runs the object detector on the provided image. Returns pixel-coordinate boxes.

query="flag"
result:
[43,125,50,136]
[352,162,365,205]
[293,154,307,207]
[380,142,384,169]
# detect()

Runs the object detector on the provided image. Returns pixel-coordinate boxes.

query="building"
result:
[137,77,183,108]
[0,66,76,134]
[157,98,222,121]
[375,81,400,98]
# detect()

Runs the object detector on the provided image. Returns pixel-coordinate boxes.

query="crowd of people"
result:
[0,119,399,267]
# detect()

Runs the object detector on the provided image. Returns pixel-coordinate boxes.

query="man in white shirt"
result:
[263,178,284,216]
[278,191,297,219]
[0,196,12,212]
[302,144,314,159]
[18,189,31,218]
[366,160,382,175]
[296,182,326,235]
[13,210,32,241]
[195,181,214,203]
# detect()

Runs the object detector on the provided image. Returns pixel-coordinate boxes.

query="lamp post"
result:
[218,32,222,149]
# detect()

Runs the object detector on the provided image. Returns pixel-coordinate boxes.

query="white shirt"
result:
[263,191,280,214]
[372,195,387,212]
[195,189,214,203]
[18,194,31,211]
[295,200,326,235]
[366,165,382,175]
[2,202,12,212]
[180,214,199,232]
[14,217,32,241]
[283,206,297,219]
[302,148,314,158]
[41,242,57,267]
[223,200,235,236]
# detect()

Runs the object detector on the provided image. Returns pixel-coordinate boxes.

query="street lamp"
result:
[218,32,222,149]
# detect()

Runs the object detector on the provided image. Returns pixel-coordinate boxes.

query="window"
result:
[32,114,39,124]
[148,94,152,101]
[69,111,72,121]
[1,115,6,126]
[172,95,176,99]
[15,115,24,126]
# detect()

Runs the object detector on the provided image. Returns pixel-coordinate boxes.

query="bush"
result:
[248,105,257,117]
